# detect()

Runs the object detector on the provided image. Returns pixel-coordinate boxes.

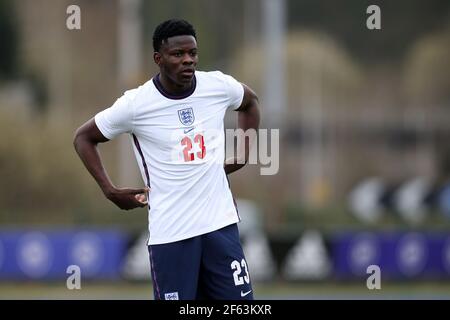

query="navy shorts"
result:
[147,223,253,300]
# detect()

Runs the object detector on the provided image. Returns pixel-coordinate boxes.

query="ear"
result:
[153,52,162,66]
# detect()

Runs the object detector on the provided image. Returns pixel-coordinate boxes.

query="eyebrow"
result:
[167,47,197,52]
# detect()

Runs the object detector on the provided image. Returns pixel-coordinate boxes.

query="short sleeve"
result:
[94,89,136,140]
[222,74,244,110]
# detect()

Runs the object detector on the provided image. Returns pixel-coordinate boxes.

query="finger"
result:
[135,198,148,207]
[128,188,148,195]
[139,200,148,207]
[133,193,148,205]
[134,194,147,202]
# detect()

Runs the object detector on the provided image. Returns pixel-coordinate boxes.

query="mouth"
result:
[180,69,195,77]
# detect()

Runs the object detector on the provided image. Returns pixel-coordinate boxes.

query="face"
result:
[154,35,198,88]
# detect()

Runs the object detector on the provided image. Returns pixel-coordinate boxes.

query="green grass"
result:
[1,280,450,300]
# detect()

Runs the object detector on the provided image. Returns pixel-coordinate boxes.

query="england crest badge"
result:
[178,107,195,126]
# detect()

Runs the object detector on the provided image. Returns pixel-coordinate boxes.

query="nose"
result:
[182,53,194,65]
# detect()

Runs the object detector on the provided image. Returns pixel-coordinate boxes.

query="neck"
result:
[158,73,193,95]
[153,73,196,100]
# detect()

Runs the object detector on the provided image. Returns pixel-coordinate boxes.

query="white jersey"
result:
[95,71,244,245]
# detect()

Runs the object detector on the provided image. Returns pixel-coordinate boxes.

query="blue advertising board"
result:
[333,231,450,279]
[0,230,127,280]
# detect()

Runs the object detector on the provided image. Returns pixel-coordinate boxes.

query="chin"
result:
[179,76,194,84]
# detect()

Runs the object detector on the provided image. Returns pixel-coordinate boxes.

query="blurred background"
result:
[1,0,450,299]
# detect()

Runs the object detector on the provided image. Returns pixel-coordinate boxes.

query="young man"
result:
[73,19,260,300]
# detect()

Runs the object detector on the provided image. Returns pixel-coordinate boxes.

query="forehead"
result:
[162,35,197,51]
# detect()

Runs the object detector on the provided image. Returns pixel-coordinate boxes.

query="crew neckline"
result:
[152,73,197,100]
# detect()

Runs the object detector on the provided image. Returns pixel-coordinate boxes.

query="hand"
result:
[105,187,150,210]
[224,157,246,175]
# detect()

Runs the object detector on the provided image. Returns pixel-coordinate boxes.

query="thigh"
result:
[200,224,254,300]
[148,236,202,300]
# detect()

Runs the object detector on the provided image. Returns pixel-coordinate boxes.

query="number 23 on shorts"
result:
[231,259,250,286]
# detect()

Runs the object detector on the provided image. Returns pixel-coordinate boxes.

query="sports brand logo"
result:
[164,292,179,300]
[178,107,195,126]
[241,290,252,297]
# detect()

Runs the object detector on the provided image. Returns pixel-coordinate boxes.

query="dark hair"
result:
[152,19,196,52]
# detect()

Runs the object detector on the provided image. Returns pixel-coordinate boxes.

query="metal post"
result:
[117,0,143,186]
[262,0,286,128]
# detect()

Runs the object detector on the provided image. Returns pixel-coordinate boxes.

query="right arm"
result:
[73,118,148,210]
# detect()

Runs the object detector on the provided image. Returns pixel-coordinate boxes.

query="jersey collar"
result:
[152,73,197,100]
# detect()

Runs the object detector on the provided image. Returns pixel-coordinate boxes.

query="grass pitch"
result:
[0,280,449,300]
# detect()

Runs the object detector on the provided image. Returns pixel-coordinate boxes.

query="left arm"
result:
[224,84,261,175]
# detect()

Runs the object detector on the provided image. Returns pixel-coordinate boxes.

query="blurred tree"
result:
[0,0,19,80]
[288,0,450,64]
[403,26,450,106]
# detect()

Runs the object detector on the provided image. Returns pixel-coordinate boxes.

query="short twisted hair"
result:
[152,19,197,52]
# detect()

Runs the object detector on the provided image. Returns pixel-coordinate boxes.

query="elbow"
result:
[73,127,83,151]
[73,118,104,152]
